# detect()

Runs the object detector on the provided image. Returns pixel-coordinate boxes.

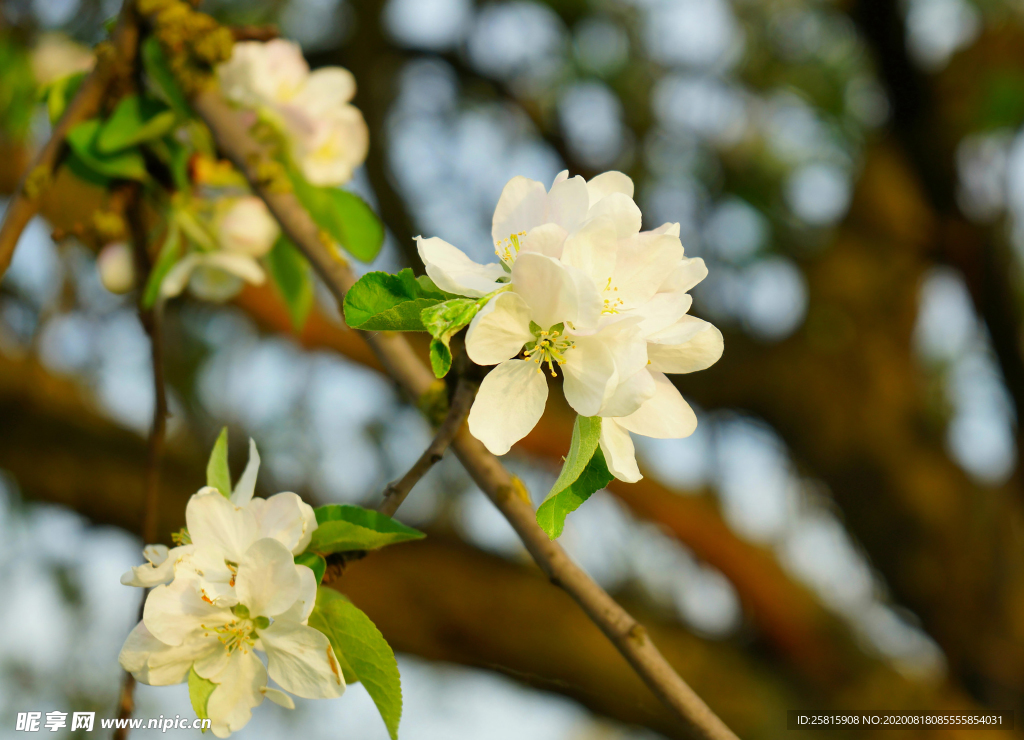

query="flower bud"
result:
[217,196,280,258]
[97,242,135,294]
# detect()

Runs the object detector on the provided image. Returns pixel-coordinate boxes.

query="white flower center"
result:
[495,231,526,264]
[523,325,575,377]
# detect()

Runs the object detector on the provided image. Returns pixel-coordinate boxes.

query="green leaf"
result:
[429,338,452,378]
[289,169,384,263]
[420,297,482,377]
[265,236,314,332]
[295,551,327,584]
[141,36,191,117]
[188,666,216,725]
[308,504,425,555]
[142,222,182,308]
[206,427,231,498]
[343,268,448,332]
[66,119,149,181]
[308,588,402,740]
[96,94,177,154]
[536,416,611,539]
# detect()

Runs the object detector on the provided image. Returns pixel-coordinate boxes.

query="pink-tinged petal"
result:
[600,419,642,483]
[600,367,656,418]
[647,322,724,374]
[617,372,698,438]
[230,438,260,507]
[468,360,549,455]
[416,237,506,297]
[261,621,346,699]
[491,177,547,247]
[235,538,302,618]
[186,490,259,563]
[586,171,634,208]
[521,223,567,259]
[466,292,534,366]
[587,192,642,238]
[206,649,267,738]
[561,335,617,417]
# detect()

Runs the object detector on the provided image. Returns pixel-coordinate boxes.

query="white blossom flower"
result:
[217,196,280,258]
[217,40,369,187]
[418,171,723,468]
[160,250,265,302]
[97,242,135,294]
[30,32,94,86]
[120,541,344,737]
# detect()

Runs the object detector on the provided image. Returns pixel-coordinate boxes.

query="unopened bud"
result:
[97,242,136,294]
[217,196,279,258]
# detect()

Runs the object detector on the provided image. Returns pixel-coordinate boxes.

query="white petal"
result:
[599,367,656,418]
[561,334,617,417]
[186,490,259,563]
[587,192,642,238]
[143,577,234,647]
[260,620,345,699]
[560,215,617,287]
[203,252,266,285]
[511,252,582,330]
[647,322,724,374]
[651,222,681,237]
[249,492,317,555]
[613,232,684,307]
[207,650,267,738]
[633,292,693,338]
[521,223,567,259]
[545,175,590,232]
[121,545,194,588]
[160,254,200,298]
[119,621,212,687]
[468,360,549,455]
[230,439,261,506]
[416,236,506,297]
[598,318,649,385]
[646,314,713,346]
[586,171,634,208]
[144,544,169,565]
[236,538,302,618]
[466,291,534,366]
[599,419,642,483]
[274,564,319,624]
[491,177,547,247]
[262,687,295,709]
[660,257,708,293]
[552,170,569,186]
[294,67,356,111]
[617,371,698,438]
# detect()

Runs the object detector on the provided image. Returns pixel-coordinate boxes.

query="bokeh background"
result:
[2,0,1024,737]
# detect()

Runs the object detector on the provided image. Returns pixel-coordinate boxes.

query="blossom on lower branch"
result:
[118,441,340,737]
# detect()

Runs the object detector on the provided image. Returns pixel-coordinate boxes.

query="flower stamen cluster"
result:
[523,326,574,377]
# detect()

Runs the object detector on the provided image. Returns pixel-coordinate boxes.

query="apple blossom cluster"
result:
[118,442,344,737]
[217,39,369,187]
[417,171,723,483]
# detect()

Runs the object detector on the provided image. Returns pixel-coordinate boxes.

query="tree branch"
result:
[378,376,473,517]
[0,3,140,281]
[190,87,740,740]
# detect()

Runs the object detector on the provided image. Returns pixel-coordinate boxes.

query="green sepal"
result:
[420,297,481,377]
[535,416,612,539]
[188,666,216,728]
[308,587,402,739]
[307,504,425,555]
[266,236,314,332]
[429,338,452,378]
[343,268,450,332]
[65,119,149,181]
[206,427,231,498]
[295,551,327,584]
[289,168,384,263]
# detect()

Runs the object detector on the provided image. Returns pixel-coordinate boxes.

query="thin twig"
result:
[191,88,741,740]
[113,196,169,740]
[378,377,473,517]
[0,4,140,282]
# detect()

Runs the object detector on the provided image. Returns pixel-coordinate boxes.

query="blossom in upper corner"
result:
[417,171,723,475]
[161,196,279,302]
[216,39,369,187]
